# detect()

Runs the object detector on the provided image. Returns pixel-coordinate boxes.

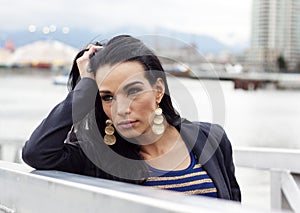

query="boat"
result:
[53,73,69,85]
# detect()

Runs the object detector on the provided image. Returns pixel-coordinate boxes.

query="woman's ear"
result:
[154,78,165,103]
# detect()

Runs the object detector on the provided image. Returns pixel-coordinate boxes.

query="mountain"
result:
[0,26,248,55]
[0,28,97,50]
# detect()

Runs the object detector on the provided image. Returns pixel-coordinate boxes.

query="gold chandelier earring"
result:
[151,105,165,135]
[104,119,116,145]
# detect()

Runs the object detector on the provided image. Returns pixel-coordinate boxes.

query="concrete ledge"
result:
[0,161,276,213]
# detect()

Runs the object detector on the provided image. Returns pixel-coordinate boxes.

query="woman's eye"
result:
[101,95,113,102]
[127,88,141,96]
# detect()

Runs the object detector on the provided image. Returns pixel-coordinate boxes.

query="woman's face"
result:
[95,61,164,139]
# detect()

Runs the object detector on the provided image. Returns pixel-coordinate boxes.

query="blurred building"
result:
[246,0,300,72]
[0,40,15,67]
[6,40,78,69]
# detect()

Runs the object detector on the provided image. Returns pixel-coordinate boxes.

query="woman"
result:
[22,35,241,201]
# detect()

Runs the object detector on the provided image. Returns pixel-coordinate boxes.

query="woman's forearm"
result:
[22,78,98,171]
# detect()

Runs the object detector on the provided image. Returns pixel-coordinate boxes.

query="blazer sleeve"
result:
[22,78,98,174]
[197,122,241,201]
[219,127,241,201]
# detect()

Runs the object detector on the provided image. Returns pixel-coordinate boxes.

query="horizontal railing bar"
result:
[234,147,300,173]
[0,161,277,213]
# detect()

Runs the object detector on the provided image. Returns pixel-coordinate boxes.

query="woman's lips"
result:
[117,120,138,129]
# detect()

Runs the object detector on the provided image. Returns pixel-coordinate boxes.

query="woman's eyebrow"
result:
[99,81,144,94]
[99,90,111,94]
[123,81,144,90]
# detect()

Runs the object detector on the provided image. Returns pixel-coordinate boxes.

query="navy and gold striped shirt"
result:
[144,153,217,197]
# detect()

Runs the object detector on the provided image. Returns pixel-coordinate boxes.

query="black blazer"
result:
[22,78,241,201]
[178,120,241,201]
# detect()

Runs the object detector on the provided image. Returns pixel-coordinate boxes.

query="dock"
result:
[186,71,300,90]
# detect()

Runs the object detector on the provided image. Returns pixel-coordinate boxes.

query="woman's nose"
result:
[114,96,131,116]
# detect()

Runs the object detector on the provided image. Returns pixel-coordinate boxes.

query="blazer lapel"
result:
[179,120,230,199]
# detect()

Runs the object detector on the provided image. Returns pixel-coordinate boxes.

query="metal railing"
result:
[0,160,275,213]
[234,147,300,213]
[0,141,299,212]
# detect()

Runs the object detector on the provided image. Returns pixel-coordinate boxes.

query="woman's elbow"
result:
[22,141,44,169]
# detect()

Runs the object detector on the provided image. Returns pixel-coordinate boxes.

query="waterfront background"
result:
[1,0,300,211]
[0,70,299,210]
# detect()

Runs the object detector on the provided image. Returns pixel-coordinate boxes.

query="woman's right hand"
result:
[76,44,102,80]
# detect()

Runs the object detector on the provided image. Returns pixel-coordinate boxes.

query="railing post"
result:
[0,141,23,163]
[281,172,300,212]
[13,148,21,163]
[270,170,283,210]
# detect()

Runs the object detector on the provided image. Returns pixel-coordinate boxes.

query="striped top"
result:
[144,153,217,197]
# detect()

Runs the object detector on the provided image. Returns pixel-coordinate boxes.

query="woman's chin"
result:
[118,129,142,140]
[116,126,157,143]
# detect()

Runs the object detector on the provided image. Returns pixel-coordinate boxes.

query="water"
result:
[0,73,68,140]
[1,72,300,210]
[167,76,300,149]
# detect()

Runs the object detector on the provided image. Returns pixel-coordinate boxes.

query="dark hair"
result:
[90,35,180,127]
[67,50,84,91]
[71,35,181,184]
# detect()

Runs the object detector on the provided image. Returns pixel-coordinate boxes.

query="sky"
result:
[1,0,252,46]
